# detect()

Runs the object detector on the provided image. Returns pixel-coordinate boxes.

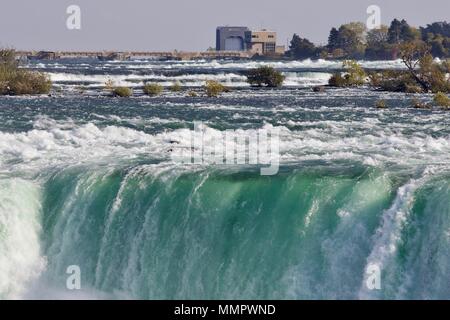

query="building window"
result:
[264,43,276,53]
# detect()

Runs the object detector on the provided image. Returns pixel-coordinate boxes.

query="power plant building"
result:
[216,26,285,55]
[216,26,250,51]
[245,29,277,55]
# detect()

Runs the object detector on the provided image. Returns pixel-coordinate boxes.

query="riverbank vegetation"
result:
[328,41,450,94]
[0,49,51,95]
[287,20,450,60]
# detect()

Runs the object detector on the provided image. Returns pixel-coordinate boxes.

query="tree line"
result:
[287,19,450,60]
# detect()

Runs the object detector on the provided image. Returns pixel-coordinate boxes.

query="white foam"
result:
[358,174,430,299]
[2,117,450,175]
[33,58,407,71]
[0,179,46,299]
[39,58,406,89]
[48,71,331,88]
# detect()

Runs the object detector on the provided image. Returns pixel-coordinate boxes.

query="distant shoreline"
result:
[12,49,429,63]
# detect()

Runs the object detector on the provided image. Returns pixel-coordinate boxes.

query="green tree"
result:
[329,22,367,59]
[365,25,395,60]
[367,26,389,47]
[327,27,340,51]
[429,36,448,58]
[388,19,418,44]
[399,41,450,93]
[288,34,317,59]
[399,41,432,91]
[421,22,450,40]
[388,19,403,44]
[420,22,450,59]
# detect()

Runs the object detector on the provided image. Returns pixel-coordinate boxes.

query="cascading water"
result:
[0,179,45,299]
[1,58,450,299]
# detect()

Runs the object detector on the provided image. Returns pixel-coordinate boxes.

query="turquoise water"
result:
[1,59,450,299]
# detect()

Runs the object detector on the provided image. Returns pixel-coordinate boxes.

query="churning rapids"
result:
[1,58,450,299]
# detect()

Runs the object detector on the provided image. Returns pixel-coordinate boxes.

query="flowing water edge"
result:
[1,59,450,300]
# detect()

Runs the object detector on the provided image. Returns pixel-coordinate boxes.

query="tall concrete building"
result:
[216,26,250,51]
[245,29,278,55]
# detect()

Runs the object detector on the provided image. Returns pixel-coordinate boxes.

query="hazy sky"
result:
[0,0,449,51]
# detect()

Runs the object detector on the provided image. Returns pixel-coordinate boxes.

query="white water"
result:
[33,58,408,71]
[0,179,46,299]
[49,71,332,88]
[36,58,408,89]
[358,176,426,299]
[2,60,450,298]
[2,115,450,175]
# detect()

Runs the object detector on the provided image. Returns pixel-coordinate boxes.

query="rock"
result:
[313,86,326,92]
[411,98,431,109]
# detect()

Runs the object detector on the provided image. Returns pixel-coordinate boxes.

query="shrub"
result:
[375,100,387,108]
[328,73,347,87]
[0,64,16,94]
[342,60,366,86]
[0,49,52,95]
[113,86,133,97]
[368,70,421,92]
[0,81,8,95]
[417,54,450,93]
[204,80,226,97]
[170,81,182,92]
[187,90,198,97]
[143,83,163,96]
[7,70,52,95]
[247,66,285,87]
[433,92,450,108]
[0,49,17,68]
[104,79,114,91]
[404,84,423,93]
[328,60,367,88]
[399,43,450,93]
